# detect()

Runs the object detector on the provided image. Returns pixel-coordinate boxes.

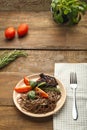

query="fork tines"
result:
[70,72,77,84]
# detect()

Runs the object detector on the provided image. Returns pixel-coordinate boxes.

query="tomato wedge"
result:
[14,85,32,93]
[24,77,30,85]
[35,87,48,98]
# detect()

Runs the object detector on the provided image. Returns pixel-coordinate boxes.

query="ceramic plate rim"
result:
[13,73,66,118]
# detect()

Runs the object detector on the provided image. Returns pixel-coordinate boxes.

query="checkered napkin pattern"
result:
[53,63,87,130]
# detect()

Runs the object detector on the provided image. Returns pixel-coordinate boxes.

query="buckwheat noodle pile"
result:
[17,91,61,114]
[17,73,61,114]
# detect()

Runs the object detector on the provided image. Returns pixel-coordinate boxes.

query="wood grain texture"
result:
[0,107,52,130]
[0,1,87,128]
[0,72,25,106]
[0,50,87,74]
[0,50,87,105]
[0,0,86,11]
[0,0,51,11]
[0,11,87,50]
[0,50,86,130]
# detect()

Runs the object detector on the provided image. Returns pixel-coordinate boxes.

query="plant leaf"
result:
[56,13,63,23]
[51,3,55,9]
[51,0,87,25]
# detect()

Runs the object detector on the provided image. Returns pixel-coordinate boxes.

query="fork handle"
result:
[72,88,78,120]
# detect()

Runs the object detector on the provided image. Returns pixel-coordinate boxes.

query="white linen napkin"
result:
[53,63,87,130]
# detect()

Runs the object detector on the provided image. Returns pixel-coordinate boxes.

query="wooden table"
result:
[0,0,87,130]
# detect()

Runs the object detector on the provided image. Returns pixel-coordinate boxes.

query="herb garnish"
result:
[0,50,28,69]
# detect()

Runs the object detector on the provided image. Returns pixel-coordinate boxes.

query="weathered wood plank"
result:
[0,50,87,73]
[0,50,87,105]
[0,72,25,106]
[0,49,86,129]
[0,0,51,11]
[0,0,87,11]
[0,107,52,130]
[0,12,87,50]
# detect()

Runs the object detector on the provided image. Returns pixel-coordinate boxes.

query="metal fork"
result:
[70,72,78,120]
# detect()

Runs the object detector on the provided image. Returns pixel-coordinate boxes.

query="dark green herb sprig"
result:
[51,0,87,25]
[0,50,28,69]
[41,87,60,93]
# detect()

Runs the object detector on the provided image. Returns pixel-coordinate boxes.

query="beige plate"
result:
[13,74,66,117]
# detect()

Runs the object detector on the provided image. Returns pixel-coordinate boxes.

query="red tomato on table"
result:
[5,27,16,40]
[17,24,29,37]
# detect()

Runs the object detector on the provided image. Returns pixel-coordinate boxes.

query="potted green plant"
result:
[51,0,87,25]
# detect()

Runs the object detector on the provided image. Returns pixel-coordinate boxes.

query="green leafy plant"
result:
[51,0,87,25]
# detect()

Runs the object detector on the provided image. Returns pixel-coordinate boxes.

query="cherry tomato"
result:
[17,24,29,37]
[5,27,16,40]
[14,85,32,93]
[24,77,30,85]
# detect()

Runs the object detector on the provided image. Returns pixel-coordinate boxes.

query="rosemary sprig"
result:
[0,50,28,69]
